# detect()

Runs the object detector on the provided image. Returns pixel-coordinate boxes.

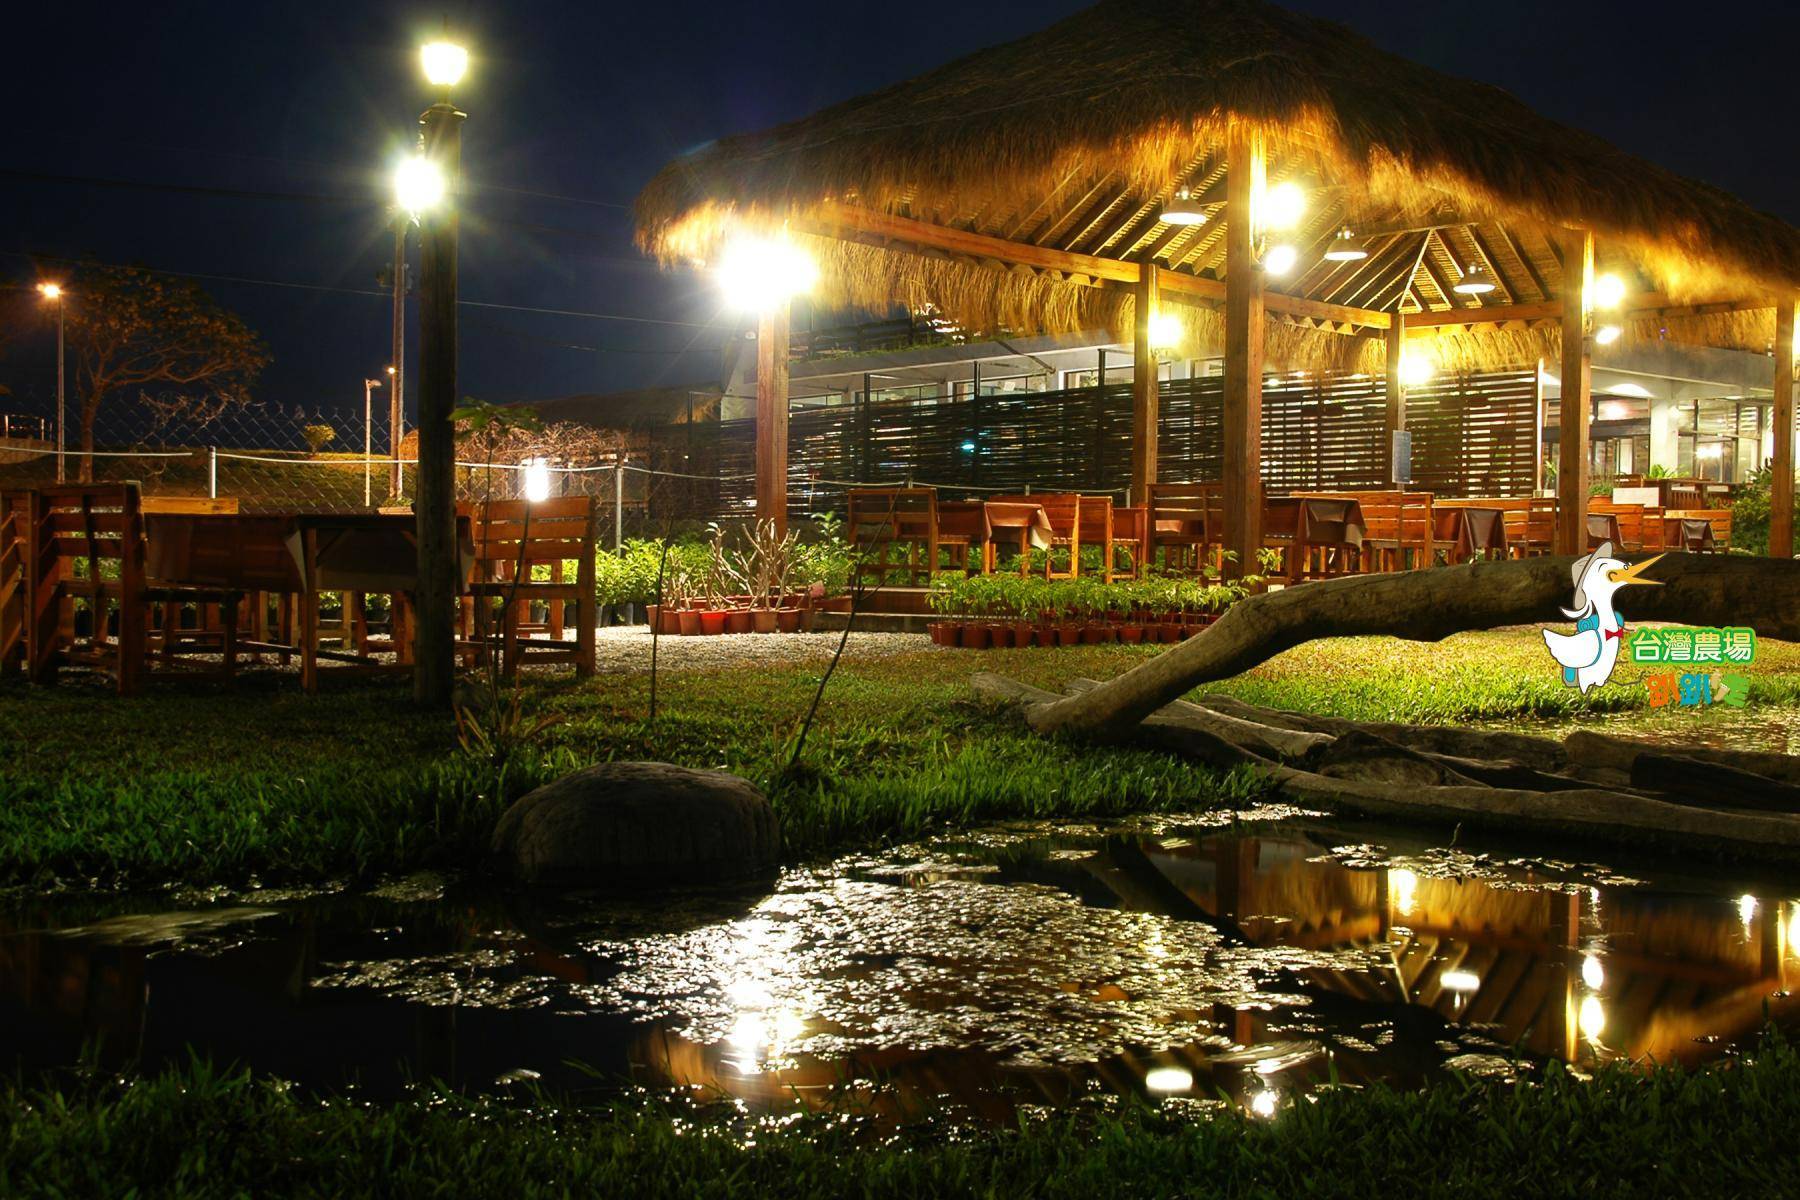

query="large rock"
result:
[491,761,779,888]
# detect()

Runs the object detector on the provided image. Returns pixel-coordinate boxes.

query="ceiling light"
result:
[1398,353,1434,387]
[1593,272,1627,309]
[1261,181,1306,231]
[1144,1067,1193,1094]
[1599,401,1628,421]
[1321,226,1367,261]
[1159,188,1208,227]
[1609,382,1651,398]
[1595,324,1622,346]
[1148,311,1182,350]
[1452,263,1495,295]
[1262,243,1298,276]
[1441,969,1481,993]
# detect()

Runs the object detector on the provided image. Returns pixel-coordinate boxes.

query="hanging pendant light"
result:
[1452,262,1496,295]
[1321,226,1368,262]
[1160,187,1208,226]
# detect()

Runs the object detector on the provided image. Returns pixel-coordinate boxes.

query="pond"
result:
[3,811,1796,1121]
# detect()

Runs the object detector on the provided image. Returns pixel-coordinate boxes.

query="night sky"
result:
[3,0,1794,424]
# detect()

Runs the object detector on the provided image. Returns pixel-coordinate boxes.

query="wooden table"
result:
[1433,506,1509,561]
[1586,511,1624,551]
[145,512,472,692]
[1263,497,1367,582]
[1663,515,1717,552]
[980,500,1055,573]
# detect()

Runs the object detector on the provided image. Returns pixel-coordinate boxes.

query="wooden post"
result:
[755,303,791,537]
[1772,296,1796,558]
[1222,127,1265,579]
[1555,230,1593,555]
[1384,309,1406,484]
[412,99,464,708]
[1131,266,1161,503]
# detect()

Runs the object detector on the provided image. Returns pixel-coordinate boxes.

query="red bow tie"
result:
[1605,626,1627,642]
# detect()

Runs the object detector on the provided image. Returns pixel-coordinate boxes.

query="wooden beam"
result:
[1556,229,1593,556]
[812,201,1139,284]
[756,304,791,537]
[1773,296,1796,559]
[1222,127,1265,580]
[1385,309,1406,484]
[1131,266,1160,505]
[1406,299,1563,329]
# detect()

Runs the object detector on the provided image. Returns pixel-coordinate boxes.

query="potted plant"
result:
[1046,580,1080,646]
[927,571,962,646]
[1008,577,1039,648]
[959,576,992,649]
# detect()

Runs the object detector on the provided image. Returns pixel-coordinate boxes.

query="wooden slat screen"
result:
[690,368,1537,521]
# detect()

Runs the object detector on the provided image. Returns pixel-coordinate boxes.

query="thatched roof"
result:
[637,0,1799,371]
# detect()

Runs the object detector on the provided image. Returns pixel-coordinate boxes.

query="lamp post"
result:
[390,214,407,500]
[408,37,468,708]
[363,376,384,507]
[37,283,65,483]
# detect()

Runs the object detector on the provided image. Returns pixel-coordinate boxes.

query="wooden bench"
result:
[461,496,598,679]
[140,496,241,515]
[23,483,242,694]
[1148,482,1222,575]
[846,487,973,586]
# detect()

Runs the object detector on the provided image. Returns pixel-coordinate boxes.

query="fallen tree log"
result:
[972,671,1800,862]
[1019,553,1800,740]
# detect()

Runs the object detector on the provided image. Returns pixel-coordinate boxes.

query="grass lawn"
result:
[3,1034,1797,1199]
[1,627,1796,890]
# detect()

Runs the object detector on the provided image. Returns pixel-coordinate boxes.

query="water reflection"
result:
[0,822,1794,1120]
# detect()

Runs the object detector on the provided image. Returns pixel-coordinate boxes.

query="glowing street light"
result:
[1260,180,1306,231]
[716,234,818,312]
[394,155,446,215]
[420,41,469,91]
[1398,353,1435,388]
[37,282,66,482]
[522,457,553,503]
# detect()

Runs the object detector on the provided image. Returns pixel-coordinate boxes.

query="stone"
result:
[491,761,779,888]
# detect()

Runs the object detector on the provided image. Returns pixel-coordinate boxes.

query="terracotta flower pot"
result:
[1160,622,1183,643]
[1119,625,1144,644]
[776,607,802,633]
[698,610,729,636]
[752,608,779,634]
[989,625,1014,648]
[1056,623,1080,647]
[1013,621,1036,648]
[677,609,702,636]
[961,624,991,650]
[1081,623,1111,645]
[725,609,754,635]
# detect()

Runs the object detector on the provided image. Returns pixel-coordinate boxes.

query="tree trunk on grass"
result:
[1018,553,1800,741]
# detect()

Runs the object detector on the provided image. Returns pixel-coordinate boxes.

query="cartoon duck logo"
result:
[1542,543,1663,693]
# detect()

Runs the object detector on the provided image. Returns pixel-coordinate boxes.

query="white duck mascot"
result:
[1542,542,1664,694]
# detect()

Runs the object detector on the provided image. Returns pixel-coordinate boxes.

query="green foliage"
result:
[299,423,336,456]
[4,1033,1798,1198]
[928,573,1260,622]
[1730,465,1799,557]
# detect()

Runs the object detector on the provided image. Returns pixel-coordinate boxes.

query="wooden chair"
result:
[23,483,242,694]
[139,497,247,651]
[1148,483,1223,575]
[1588,500,1649,551]
[0,491,27,675]
[1077,495,1118,582]
[1296,490,1419,572]
[1111,505,1149,580]
[461,496,598,679]
[994,493,1081,579]
[846,488,972,586]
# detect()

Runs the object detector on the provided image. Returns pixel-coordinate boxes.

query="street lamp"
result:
[410,36,468,709]
[363,376,384,507]
[37,282,66,482]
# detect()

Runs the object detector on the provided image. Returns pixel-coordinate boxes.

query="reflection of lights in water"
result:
[1790,903,1800,953]
[1739,894,1759,931]
[1145,1067,1194,1094]
[1579,994,1607,1041]
[1249,1090,1279,1118]
[1441,969,1480,993]
[1390,868,1419,918]
[1582,953,1605,991]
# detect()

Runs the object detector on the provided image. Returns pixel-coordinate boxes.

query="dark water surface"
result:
[3,811,1796,1120]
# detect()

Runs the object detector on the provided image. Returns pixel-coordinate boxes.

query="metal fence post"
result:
[208,447,218,499]
[614,459,625,551]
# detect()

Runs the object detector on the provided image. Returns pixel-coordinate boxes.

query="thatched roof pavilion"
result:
[637,0,1798,561]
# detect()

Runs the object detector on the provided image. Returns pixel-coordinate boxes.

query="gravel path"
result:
[591,625,927,673]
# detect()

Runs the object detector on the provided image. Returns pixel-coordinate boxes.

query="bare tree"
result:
[65,266,268,481]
